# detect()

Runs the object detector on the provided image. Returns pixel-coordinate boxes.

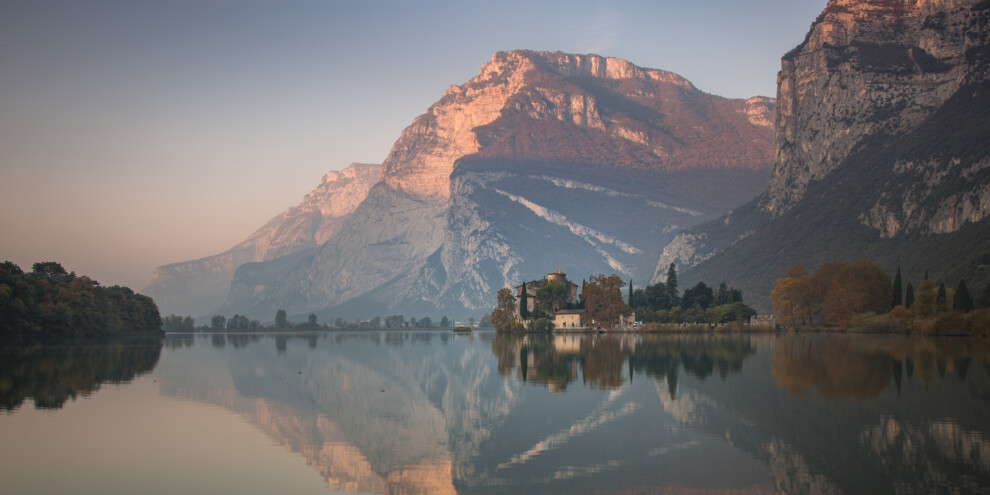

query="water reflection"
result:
[0,338,162,411]
[492,333,756,394]
[3,332,990,494]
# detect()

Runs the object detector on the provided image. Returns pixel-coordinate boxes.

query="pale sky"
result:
[0,0,826,290]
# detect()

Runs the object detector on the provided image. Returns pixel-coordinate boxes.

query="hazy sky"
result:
[0,0,826,290]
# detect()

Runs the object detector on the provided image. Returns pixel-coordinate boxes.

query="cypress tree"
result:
[628,280,634,306]
[954,280,973,313]
[891,266,903,308]
[520,283,529,320]
[983,282,990,309]
[936,283,948,312]
[905,281,915,308]
[666,263,679,308]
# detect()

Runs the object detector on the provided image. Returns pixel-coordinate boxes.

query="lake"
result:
[1,331,989,494]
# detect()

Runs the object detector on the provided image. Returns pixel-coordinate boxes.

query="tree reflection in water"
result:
[772,335,990,400]
[0,338,163,411]
[491,333,756,395]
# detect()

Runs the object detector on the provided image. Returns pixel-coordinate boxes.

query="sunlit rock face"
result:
[144,162,380,317]
[222,50,776,319]
[765,0,986,216]
[652,0,990,297]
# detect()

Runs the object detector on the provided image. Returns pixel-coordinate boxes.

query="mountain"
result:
[220,50,776,320]
[658,0,990,310]
[144,163,381,317]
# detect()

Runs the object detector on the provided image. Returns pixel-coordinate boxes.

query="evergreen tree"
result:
[666,263,679,307]
[891,266,903,307]
[715,282,729,306]
[936,283,948,312]
[275,309,288,328]
[984,282,990,309]
[520,283,529,320]
[905,281,915,308]
[628,280,634,306]
[954,280,973,313]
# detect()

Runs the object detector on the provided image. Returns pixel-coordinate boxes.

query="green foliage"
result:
[527,318,554,333]
[211,315,226,331]
[384,315,406,328]
[440,316,450,328]
[162,314,195,331]
[936,283,948,312]
[0,261,162,340]
[0,340,162,411]
[535,283,568,315]
[666,264,680,308]
[955,280,973,313]
[682,281,714,309]
[275,309,289,328]
[906,281,915,308]
[892,266,903,307]
[520,283,529,320]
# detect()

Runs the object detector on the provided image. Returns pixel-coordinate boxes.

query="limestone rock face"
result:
[764,0,986,216]
[221,50,776,319]
[144,162,380,317]
[654,0,990,310]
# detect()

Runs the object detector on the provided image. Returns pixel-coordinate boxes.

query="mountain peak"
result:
[380,50,770,200]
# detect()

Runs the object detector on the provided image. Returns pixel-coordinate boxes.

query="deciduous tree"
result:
[582,274,630,329]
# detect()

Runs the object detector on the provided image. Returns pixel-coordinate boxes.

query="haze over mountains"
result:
[665,0,990,310]
[148,50,775,319]
[148,0,990,320]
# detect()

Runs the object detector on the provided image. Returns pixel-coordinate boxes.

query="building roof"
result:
[554,309,584,315]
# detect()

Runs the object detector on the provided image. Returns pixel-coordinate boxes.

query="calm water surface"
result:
[1,331,989,494]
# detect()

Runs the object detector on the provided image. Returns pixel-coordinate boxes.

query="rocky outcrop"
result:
[144,162,380,317]
[764,0,986,216]
[221,50,776,319]
[655,0,990,302]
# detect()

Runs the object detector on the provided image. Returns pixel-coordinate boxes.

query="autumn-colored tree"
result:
[912,279,938,317]
[772,261,890,326]
[492,287,517,332]
[582,274,630,329]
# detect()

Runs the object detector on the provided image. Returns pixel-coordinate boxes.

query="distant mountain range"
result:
[144,163,381,317]
[148,0,990,320]
[147,50,775,319]
[663,0,990,310]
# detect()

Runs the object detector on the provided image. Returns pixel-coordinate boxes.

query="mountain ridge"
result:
[218,50,776,320]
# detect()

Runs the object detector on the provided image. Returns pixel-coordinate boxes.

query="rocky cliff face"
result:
[222,50,776,319]
[145,162,380,317]
[658,0,990,306]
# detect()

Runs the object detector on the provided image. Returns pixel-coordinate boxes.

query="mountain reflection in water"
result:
[3,332,990,494]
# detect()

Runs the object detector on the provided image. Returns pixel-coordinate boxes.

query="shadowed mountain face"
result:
[655,0,990,309]
[219,50,774,320]
[143,163,381,317]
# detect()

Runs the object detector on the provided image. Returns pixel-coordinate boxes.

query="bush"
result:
[932,312,970,335]
[527,318,554,333]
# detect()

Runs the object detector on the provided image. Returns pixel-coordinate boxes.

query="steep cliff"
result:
[222,50,776,319]
[144,163,380,317]
[662,0,990,309]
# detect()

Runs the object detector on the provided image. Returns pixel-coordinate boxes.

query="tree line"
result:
[165,310,493,332]
[771,261,990,334]
[0,261,161,340]
[630,264,756,325]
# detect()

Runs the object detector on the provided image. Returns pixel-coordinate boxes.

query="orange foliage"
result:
[772,261,891,327]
